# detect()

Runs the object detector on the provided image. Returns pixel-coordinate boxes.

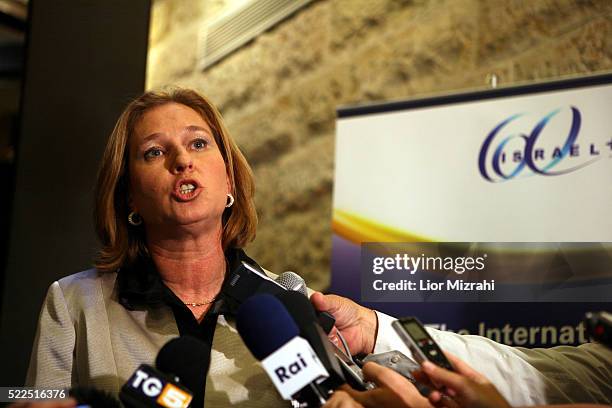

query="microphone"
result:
[275,271,308,296]
[220,261,286,314]
[275,291,369,392]
[120,364,193,408]
[221,262,334,333]
[276,280,431,396]
[119,337,208,408]
[155,336,211,408]
[274,271,335,334]
[69,386,122,408]
[236,293,330,405]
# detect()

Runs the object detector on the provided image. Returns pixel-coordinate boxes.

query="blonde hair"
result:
[94,88,257,272]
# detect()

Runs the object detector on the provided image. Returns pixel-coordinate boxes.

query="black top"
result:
[116,247,261,407]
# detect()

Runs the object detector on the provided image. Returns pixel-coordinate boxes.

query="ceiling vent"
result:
[198,0,313,70]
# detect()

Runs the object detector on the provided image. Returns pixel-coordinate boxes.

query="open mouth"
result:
[179,183,196,194]
[173,179,200,201]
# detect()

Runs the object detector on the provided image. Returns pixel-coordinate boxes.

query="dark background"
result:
[0,0,151,387]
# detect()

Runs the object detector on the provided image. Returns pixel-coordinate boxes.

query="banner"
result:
[330,74,612,347]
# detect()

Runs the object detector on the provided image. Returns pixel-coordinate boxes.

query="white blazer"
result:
[26,269,287,407]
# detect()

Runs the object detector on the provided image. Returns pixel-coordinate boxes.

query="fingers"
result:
[323,390,364,408]
[412,369,432,387]
[310,292,359,332]
[432,394,461,408]
[311,292,354,322]
[428,389,442,403]
[311,292,355,328]
[422,361,469,393]
[328,327,341,347]
[362,362,415,392]
[361,362,437,408]
[342,364,440,408]
[310,292,328,313]
[312,294,341,347]
[310,292,377,355]
[428,390,464,408]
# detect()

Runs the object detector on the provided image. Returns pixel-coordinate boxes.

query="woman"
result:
[26,89,285,407]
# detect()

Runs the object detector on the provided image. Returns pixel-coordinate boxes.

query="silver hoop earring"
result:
[128,211,143,226]
[225,193,235,208]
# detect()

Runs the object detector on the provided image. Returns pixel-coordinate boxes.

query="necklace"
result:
[178,261,227,308]
[184,297,216,307]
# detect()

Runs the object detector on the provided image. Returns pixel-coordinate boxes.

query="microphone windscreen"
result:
[236,293,300,360]
[155,336,210,403]
[275,271,308,297]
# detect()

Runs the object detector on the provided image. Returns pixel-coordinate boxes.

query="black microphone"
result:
[220,261,286,314]
[119,336,210,408]
[275,291,371,392]
[275,271,336,334]
[221,261,335,333]
[119,364,193,408]
[69,386,122,408]
[156,336,211,408]
[236,293,331,406]
[274,291,351,391]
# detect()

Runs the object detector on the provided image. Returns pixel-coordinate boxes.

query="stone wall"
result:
[147,0,612,290]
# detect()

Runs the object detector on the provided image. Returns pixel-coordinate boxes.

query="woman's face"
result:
[128,103,230,231]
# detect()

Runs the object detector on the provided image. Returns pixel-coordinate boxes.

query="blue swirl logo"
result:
[478,106,603,182]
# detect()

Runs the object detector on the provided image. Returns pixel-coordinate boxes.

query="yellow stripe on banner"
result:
[332,209,434,244]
